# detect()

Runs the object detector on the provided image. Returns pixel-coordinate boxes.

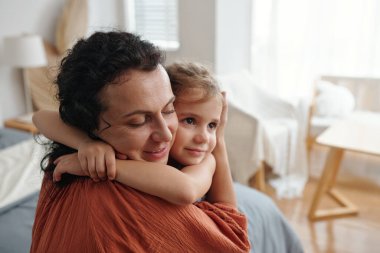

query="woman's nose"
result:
[151,116,173,142]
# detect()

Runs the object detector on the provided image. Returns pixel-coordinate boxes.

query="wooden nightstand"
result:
[4,115,38,134]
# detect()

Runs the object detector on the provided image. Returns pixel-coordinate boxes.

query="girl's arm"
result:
[115,156,215,205]
[33,110,90,149]
[54,153,215,205]
[33,110,116,181]
[206,92,237,208]
[35,110,216,205]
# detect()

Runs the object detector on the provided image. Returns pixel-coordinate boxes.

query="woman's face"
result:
[170,94,222,166]
[97,65,178,164]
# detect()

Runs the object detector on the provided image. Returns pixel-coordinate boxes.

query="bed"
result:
[0,128,42,253]
[0,127,303,253]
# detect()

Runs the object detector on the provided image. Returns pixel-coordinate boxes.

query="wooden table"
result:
[308,111,380,221]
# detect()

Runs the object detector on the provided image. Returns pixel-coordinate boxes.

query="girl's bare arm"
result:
[115,156,215,205]
[36,110,215,205]
[33,110,116,181]
[206,93,237,208]
[33,110,90,148]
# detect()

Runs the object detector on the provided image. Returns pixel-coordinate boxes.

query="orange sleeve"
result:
[31,176,250,253]
[195,201,250,251]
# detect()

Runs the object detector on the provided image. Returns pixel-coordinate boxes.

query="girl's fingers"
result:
[79,157,90,176]
[220,91,228,123]
[105,152,116,180]
[87,157,99,182]
[53,156,63,165]
[96,154,106,180]
[53,166,63,182]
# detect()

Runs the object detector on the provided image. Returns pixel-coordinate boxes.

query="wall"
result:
[0,0,66,124]
[88,0,125,35]
[166,0,216,71]
[165,0,252,75]
[215,0,252,75]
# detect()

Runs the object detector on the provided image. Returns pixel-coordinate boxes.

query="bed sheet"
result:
[235,183,303,253]
[0,138,44,209]
[0,128,33,150]
[0,128,40,252]
[0,192,39,253]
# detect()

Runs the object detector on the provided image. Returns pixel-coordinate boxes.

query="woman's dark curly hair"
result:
[41,31,164,184]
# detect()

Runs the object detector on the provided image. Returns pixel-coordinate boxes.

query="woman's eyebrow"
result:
[165,96,176,107]
[122,96,176,118]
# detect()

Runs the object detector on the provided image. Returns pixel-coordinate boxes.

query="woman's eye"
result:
[208,122,218,129]
[183,118,195,125]
[128,116,151,127]
[163,109,176,115]
[128,121,145,127]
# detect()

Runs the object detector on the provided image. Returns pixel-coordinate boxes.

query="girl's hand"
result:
[53,153,86,182]
[216,91,228,140]
[77,140,117,182]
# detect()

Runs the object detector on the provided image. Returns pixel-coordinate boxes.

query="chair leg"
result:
[254,162,266,192]
[306,137,314,170]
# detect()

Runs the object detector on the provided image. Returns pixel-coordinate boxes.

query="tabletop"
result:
[316,111,380,156]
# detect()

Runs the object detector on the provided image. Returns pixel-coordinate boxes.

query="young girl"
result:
[33,62,236,207]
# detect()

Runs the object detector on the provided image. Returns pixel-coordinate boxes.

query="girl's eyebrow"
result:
[178,112,220,123]
[121,96,176,118]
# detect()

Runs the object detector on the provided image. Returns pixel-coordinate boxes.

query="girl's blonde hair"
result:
[166,62,221,103]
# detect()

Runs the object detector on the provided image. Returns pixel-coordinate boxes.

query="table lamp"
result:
[3,34,47,115]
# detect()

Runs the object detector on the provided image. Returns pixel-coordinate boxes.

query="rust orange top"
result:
[31,176,250,253]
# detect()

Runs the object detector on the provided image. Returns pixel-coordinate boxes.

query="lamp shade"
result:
[3,34,47,68]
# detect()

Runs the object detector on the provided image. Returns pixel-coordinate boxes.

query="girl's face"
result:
[170,94,222,166]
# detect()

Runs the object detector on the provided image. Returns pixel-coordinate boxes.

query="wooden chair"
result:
[306,75,380,159]
[220,71,306,193]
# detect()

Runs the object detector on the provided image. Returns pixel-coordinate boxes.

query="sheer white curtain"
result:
[251,0,380,99]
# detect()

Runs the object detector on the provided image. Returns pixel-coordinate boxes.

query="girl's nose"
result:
[194,128,208,144]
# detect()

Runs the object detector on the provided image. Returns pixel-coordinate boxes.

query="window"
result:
[251,0,380,98]
[125,0,179,51]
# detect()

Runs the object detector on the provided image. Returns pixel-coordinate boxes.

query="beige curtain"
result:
[27,0,88,111]
[56,0,88,55]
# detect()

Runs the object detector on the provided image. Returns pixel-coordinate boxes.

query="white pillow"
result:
[315,80,356,117]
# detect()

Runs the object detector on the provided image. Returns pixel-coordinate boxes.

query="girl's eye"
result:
[183,117,195,125]
[208,122,218,129]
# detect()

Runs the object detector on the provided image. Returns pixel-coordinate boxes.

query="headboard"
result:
[25,0,89,111]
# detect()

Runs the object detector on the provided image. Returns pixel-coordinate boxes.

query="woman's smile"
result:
[144,146,170,161]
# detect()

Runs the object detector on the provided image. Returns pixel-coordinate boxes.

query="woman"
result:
[31,31,303,253]
[31,31,249,253]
